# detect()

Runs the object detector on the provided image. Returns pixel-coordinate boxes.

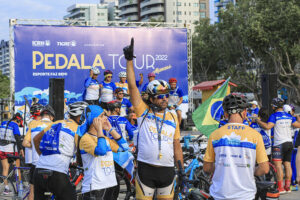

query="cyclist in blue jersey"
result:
[0,113,24,195]
[141,72,156,92]
[249,100,260,117]
[100,70,117,110]
[168,78,184,125]
[84,67,101,105]
[250,107,271,158]
[106,100,134,142]
[114,88,133,117]
[256,98,300,193]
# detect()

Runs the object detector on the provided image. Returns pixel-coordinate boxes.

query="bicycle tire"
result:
[116,170,132,200]
[0,175,17,198]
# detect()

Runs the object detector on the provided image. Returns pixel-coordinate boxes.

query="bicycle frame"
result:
[185,158,200,181]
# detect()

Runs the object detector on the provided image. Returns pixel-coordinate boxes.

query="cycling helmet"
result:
[283,104,292,113]
[41,104,55,117]
[91,67,100,75]
[271,97,284,108]
[118,71,126,78]
[146,80,170,96]
[13,113,24,127]
[107,100,122,111]
[104,70,113,76]
[68,101,89,117]
[289,104,296,111]
[30,103,43,116]
[222,93,250,114]
[169,78,177,84]
[148,72,156,78]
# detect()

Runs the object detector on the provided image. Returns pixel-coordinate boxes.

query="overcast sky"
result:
[0,0,100,40]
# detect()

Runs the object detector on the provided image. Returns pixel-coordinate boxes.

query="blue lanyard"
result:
[154,110,166,159]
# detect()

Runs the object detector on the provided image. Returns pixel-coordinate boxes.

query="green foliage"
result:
[192,0,300,104]
[0,71,10,99]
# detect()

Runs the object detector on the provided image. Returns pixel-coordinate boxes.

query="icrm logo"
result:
[32,40,51,47]
[57,40,77,47]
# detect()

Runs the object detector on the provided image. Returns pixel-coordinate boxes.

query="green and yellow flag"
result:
[192,78,230,137]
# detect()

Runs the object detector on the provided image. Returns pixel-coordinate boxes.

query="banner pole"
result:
[9,19,16,116]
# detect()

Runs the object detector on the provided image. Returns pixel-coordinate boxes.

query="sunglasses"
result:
[155,94,169,99]
[118,93,124,95]
[107,76,112,78]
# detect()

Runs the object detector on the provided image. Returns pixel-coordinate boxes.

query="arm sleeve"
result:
[136,80,140,87]
[13,123,21,136]
[126,99,132,108]
[79,134,97,156]
[94,137,110,156]
[178,88,184,97]
[84,77,92,88]
[256,133,269,163]
[292,116,297,124]
[204,135,215,162]
[142,84,147,92]
[15,135,23,152]
[112,82,117,91]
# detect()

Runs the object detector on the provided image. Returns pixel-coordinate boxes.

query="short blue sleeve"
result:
[292,116,297,124]
[84,77,92,88]
[12,122,20,136]
[268,113,276,124]
[125,99,132,107]
[142,83,148,92]
[112,82,117,91]
[177,88,184,97]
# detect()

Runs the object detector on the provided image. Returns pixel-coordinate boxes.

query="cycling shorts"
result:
[34,168,76,200]
[0,151,18,160]
[135,161,175,200]
[82,187,117,200]
[272,142,293,162]
[29,165,36,184]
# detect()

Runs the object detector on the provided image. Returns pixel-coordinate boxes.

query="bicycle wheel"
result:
[0,175,17,198]
[116,170,132,200]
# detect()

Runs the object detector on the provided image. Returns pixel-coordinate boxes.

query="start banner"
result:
[14,25,188,106]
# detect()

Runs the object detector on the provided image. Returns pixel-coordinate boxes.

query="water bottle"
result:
[18,180,23,198]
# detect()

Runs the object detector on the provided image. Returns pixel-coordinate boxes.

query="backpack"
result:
[39,123,62,156]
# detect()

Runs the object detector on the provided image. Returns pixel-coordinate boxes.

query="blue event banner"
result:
[14,25,188,106]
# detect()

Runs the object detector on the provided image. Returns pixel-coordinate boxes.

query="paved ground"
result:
[280,189,300,200]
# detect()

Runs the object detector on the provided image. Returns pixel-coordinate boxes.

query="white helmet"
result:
[91,67,100,75]
[283,104,292,113]
[118,71,126,78]
[68,101,89,116]
[146,80,170,96]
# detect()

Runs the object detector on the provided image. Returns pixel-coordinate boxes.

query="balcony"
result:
[121,15,139,21]
[140,0,164,8]
[140,6,164,17]
[141,14,164,22]
[119,7,138,16]
[119,0,138,8]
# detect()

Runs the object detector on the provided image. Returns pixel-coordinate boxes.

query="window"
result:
[193,3,199,7]
[173,11,175,15]
[189,3,191,6]
[184,3,186,6]
[177,11,182,15]
[200,3,206,9]
[177,2,181,6]
[200,12,206,18]
[178,20,182,23]
[173,20,175,22]
[184,11,186,15]
[193,11,199,16]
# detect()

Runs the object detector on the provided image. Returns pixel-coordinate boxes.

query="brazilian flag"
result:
[192,78,230,137]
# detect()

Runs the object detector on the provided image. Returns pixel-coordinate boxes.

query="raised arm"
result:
[124,38,142,108]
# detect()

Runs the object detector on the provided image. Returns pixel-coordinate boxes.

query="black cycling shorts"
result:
[29,165,35,185]
[82,187,117,200]
[137,161,175,189]
[272,142,293,162]
[33,168,76,200]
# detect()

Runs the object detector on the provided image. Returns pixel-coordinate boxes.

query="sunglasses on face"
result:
[107,76,112,78]
[155,94,169,99]
[118,93,124,95]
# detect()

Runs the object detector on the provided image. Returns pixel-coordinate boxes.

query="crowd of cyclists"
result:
[0,38,300,200]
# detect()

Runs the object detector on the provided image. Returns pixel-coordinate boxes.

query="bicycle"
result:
[0,154,31,200]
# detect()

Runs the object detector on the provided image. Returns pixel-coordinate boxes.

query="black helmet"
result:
[222,93,250,114]
[271,98,284,108]
[41,104,55,117]
[30,103,43,116]
[13,113,24,127]
[107,100,122,111]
